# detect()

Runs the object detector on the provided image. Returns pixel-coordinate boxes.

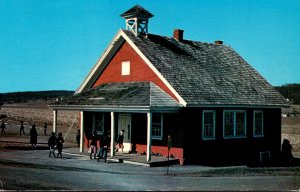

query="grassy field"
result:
[1,101,300,156]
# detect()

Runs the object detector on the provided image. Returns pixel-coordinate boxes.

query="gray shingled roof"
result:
[122,30,288,106]
[120,5,154,18]
[50,82,182,110]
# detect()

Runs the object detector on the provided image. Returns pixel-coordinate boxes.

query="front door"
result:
[118,114,131,153]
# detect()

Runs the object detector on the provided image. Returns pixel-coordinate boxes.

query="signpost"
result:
[167,134,172,175]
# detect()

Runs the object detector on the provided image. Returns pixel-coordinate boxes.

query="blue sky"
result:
[0,0,299,93]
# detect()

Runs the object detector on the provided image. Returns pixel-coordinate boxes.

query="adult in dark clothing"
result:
[20,121,25,135]
[76,129,80,147]
[1,120,6,135]
[97,133,109,162]
[44,123,48,135]
[281,139,294,165]
[30,123,38,147]
[48,132,56,157]
[56,132,64,158]
[89,132,97,159]
[115,129,125,153]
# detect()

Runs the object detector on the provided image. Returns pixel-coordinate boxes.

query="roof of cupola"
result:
[120,5,154,19]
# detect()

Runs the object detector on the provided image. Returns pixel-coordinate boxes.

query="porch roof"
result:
[48,81,183,112]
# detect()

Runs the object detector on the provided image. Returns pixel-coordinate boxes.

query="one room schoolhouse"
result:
[49,5,289,165]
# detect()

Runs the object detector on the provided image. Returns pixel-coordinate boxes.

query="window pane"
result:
[152,114,162,138]
[94,113,104,134]
[224,112,234,137]
[203,112,215,139]
[121,61,130,76]
[236,112,245,136]
[254,112,263,136]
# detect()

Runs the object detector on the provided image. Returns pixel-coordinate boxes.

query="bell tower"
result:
[121,5,154,36]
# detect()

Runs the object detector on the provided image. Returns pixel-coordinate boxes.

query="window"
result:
[202,110,216,140]
[253,110,264,137]
[223,110,246,138]
[121,61,130,76]
[152,113,163,140]
[93,112,104,135]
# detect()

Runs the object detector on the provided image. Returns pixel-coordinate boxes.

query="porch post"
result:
[147,112,152,162]
[53,110,57,133]
[80,111,84,153]
[110,112,115,157]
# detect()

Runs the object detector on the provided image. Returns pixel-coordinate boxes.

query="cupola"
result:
[120,5,154,36]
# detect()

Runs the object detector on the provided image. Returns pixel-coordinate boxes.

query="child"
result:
[56,132,64,158]
[48,132,56,157]
[89,132,97,159]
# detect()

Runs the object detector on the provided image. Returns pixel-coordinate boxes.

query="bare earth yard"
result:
[0,101,79,144]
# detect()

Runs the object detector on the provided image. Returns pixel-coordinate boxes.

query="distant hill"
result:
[0,90,74,104]
[275,84,300,104]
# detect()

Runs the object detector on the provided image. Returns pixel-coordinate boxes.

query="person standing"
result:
[76,129,80,147]
[56,132,64,158]
[44,123,48,135]
[281,139,294,165]
[89,131,97,159]
[20,121,25,135]
[1,120,6,135]
[48,132,56,157]
[115,129,125,153]
[97,131,109,163]
[30,123,38,148]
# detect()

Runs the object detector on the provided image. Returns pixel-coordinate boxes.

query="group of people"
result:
[88,129,125,163]
[48,132,65,158]
[1,120,51,148]
[89,131,110,163]
[19,121,48,136]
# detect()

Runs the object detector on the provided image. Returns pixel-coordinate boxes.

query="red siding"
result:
[92,41,178,101]
[136,144,184,165]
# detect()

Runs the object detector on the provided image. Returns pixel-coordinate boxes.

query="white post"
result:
[110,112,115,157]
[53,110,57,133]
[147,112,152,162]
[80,111,84,153]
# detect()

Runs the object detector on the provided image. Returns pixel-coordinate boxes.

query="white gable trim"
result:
[76,30,186,106]
[76,30,125,94]
[120,31,187,106]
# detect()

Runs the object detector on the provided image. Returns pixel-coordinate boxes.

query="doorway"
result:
[118,114,132,153]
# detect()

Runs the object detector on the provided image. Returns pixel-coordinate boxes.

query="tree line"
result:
[275,83,300,104]
[0,84,299,105]
[0,90,74,104]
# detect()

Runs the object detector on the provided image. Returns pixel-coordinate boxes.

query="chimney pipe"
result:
[173,29,184,41]
[214,40,223,45]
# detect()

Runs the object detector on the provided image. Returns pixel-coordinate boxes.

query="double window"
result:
[253,110,264,137]
[152,113,163,140]
[202,110,216,140]
[223,110,246,138]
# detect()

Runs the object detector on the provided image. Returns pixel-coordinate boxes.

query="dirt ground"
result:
[1,102,300,156]
[0,101,79,144]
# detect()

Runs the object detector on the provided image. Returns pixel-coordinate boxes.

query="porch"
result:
[63,146,180,167]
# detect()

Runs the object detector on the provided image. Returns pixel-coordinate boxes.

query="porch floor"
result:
[63,146,180,167]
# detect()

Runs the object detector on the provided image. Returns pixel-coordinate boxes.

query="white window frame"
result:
[202,110,216,140]
[121,61,130,76]
[92,112,104,135]
[152,113,163,140]
[223,110,247,139]
[253,110,264,137]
